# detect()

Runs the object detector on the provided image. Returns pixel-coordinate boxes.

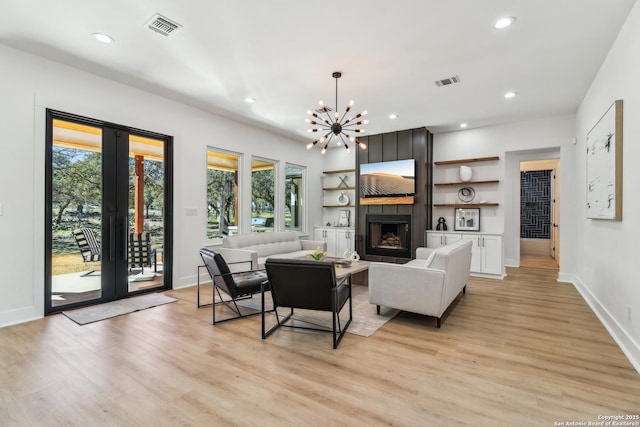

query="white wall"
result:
[433,115,575,272]
[0,43,323,327]
[574,1,640,372]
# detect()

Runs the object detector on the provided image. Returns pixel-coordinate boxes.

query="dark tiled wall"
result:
[520,170,551,239]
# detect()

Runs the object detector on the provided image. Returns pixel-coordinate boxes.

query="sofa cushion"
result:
[257,250,311,268]
[223,231,302,257]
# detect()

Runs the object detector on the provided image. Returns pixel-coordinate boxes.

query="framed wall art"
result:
[454,208,480,232]
[586,99,623,220]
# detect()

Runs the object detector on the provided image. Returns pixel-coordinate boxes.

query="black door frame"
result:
[45,109,173,314]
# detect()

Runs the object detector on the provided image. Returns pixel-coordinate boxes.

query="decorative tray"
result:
[332,259,352,268]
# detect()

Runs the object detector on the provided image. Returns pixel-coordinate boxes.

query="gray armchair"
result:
[368,240,472,327]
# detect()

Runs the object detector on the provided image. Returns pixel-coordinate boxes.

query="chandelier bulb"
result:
[348,135,355,142]
[321,147,327,155]
[361,110,368,116]
[306,142,314,149]
[359,142,367,149]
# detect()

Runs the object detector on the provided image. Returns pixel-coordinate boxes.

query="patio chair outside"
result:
[72,227,101,277]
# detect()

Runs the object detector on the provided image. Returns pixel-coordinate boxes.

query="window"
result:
[207,149,240,239]
[251,157,276,233]
[285,164,305,232]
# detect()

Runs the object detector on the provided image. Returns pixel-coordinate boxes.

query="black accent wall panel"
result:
[520,170,551,239]
[356,127,433,261]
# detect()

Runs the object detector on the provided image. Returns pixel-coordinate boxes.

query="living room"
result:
[1,1,640,424]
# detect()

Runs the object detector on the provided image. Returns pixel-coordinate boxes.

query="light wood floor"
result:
[520,253,559,270]
[1,267,639,426]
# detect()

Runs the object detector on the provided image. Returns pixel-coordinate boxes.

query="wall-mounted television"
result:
[360,159,415,197]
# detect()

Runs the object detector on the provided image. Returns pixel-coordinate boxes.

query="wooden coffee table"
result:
[334,260,371,281]
[296,257,371,285]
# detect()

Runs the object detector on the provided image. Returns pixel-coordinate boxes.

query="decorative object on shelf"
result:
[306,71,368,154]
[454,208,480,232]
[309,246,328,261]
[343,250,360,261]
[338,209,351,227]
[436,217,448,230]
[337,192,350,206]
[586,99,623,220]
[459,165,473,182]
[338,175,350,188]
[457,186,476,203]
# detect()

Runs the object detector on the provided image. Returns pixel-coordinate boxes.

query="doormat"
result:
[62,292,177,325]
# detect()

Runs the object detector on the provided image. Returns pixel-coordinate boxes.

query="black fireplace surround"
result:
[366,214,412,258]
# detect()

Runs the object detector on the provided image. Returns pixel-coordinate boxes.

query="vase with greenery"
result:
[309,246,328,261]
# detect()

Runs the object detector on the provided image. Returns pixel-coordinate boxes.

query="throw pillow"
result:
[423,248,439,268]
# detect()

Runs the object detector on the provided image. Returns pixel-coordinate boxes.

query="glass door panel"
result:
[127,135,165,292]
[50,119,104,308]
[46,111,173,314]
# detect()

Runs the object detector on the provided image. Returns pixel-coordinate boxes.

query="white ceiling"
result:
[0,0,636,141]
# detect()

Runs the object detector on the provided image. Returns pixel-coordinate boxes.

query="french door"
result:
[45,110,173,314]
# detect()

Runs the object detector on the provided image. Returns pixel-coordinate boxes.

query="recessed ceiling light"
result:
[504,91,517,99]
[494,16,516,29]
[92,33,114,44]
[460,123,468,128]
[244,97,256,103]
[389,114,398,119]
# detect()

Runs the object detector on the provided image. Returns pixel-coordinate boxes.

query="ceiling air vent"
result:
[145,13,182,36]
[435,75,461,87]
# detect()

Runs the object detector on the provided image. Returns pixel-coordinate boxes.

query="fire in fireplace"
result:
[366,214,411,258]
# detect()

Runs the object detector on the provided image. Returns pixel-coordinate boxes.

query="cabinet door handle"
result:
[478,237,481,247]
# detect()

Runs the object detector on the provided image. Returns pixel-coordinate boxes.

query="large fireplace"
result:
[366,214,412,258]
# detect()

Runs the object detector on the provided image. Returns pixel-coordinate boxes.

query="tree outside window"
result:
[251,158,275,233]
[207,149,240,239]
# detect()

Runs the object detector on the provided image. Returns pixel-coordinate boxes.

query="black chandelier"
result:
[306,71,368,154]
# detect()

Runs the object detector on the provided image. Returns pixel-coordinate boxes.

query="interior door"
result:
[550,167,560,264]
[45,111,172,314]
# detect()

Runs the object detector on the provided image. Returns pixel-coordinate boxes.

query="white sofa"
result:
[368,239,472,327]
[216,231,327,271]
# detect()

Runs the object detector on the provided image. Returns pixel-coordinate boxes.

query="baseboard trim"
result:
[0,306,43,329]
[504,258,519,268]
[569,275,640,375]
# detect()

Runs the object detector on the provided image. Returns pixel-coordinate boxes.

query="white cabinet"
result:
[314,227,354,257]
[479,234,502,275]
[425,232,461,248]
[425,231,503,277]
[336,228,355,256]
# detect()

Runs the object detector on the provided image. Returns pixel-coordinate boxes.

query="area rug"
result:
[62,293,177,325]
[236,285,398,337]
